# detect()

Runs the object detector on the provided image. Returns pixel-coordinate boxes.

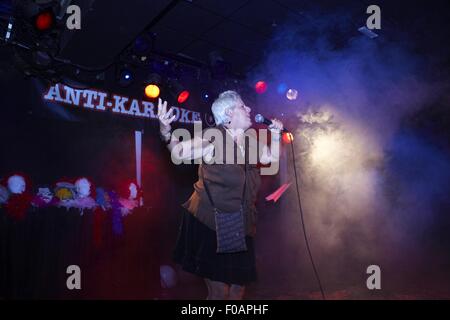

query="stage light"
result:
[177,90,190,104]
[168,79,189,104]
[286,88,298,100]
[118,68,133,87]
[144,73,162,98]
[255,81,267,94]
[35,10,54,31]
[282,132,294,144]
[277,83,287,94]
[145,84,160,99]
[201,92,210,102]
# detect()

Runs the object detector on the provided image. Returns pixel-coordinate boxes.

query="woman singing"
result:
[157,90,283,300]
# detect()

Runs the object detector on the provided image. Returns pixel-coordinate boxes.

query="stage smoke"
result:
[251,10,450,297]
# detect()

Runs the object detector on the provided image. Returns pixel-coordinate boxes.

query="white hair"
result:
[211,90,242,125]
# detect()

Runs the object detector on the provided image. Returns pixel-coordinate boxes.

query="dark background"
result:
[1,0,450,299]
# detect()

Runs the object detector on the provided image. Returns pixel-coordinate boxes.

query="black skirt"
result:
[173,210,257,285]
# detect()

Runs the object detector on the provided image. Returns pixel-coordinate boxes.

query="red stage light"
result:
[177,90,190,104]
[35,11,54,31]
[282,132,294,144]
[255,81,267,94]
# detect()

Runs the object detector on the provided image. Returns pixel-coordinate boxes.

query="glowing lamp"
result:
[168,79,189,104]
[35,11,54,31]
[177,90,190,104]
[277,83,287,94]
[118,68,133,87]
[282,132,294,144]
[255,81,267,94]
[145,84,160,98]
[286,89,298,100]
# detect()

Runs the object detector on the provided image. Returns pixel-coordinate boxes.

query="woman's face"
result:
[226,100,252,130]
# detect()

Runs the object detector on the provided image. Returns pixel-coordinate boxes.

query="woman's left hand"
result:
[268,118,284,134]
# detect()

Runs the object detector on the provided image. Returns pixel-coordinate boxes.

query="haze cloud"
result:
[250,12,450,298]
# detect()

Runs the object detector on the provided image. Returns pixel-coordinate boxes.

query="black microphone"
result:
[255,114,289,132]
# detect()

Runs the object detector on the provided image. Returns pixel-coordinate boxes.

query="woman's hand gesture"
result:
[268,118,284,134]
[157,98,176,135]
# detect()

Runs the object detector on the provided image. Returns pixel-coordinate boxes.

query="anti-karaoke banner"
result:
[43,84,202,124]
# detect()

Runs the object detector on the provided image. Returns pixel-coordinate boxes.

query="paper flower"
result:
[7,174,26,194]
[107,191,123,235]
[32,187,56,208]
[2,173,32,219]
[5,193,32,220]
[0,185,9,205]
[55,182,76,201]
[75,177,92,198]
[117,180,142,200]
[95,187,111,211]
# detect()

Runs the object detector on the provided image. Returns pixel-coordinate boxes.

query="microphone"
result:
[255,114,289,132]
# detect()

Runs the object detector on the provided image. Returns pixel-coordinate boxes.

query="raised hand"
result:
[157,98,176,135]
[268,118,284,134]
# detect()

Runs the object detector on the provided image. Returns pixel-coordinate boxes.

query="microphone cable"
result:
[288,134,326,300]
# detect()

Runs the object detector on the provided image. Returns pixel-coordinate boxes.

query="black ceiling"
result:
[149,0,291,72]
[52,0,450,76]
[3,0,450,81]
